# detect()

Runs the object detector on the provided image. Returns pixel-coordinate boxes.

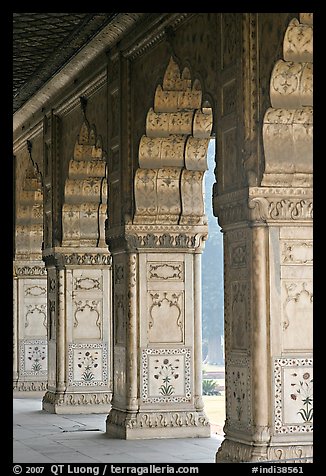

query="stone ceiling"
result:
[13,13,119,113]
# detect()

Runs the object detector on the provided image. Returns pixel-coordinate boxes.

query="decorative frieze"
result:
[107,408,209,430]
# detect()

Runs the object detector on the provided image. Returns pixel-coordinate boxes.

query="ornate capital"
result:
[42,248,111,268]
[106,224,208,253]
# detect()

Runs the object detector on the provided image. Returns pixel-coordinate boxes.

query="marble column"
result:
[13,153,48,392]
[105,57,212,439]
[215,12,313,462]
[42,113,113,413]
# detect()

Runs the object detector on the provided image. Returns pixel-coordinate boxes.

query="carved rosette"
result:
[134,57,212,227]
[262,14,313,188]
[62,118,108,247]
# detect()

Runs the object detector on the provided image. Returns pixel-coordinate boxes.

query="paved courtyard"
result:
[13,394,222,464]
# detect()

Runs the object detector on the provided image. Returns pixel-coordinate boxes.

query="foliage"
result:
[202,379,220,396]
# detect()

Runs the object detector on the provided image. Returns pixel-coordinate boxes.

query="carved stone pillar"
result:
[106,57,212,438]
[13,152,48,392]
[215,13,313,462]
[42,113,112,413]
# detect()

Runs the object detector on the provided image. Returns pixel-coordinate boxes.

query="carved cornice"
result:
[248,187,313,224]
[13,263,46,277]
[122,14,191,60]
[106,224,208,252]
[13,121,43,154]
[54,69,107,117]
[214,187,313,227]
[42,247,111,269]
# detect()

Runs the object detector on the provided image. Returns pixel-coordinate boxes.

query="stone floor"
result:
[13,394,223,463]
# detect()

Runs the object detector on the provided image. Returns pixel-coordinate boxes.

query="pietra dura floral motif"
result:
[20,340,47,376]
[68,343,108,386]
[290,371,313,423]
[274,358,313,433]
[142,348,191,403]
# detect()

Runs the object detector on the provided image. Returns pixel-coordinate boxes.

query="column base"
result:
[42,390,112,414]
[13,380,47,392]
[216,438,313,463]
[106,408,211,439]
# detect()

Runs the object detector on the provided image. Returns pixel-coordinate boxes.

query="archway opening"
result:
[202,137,225,436]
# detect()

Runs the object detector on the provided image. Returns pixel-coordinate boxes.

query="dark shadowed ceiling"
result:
[13,13,119,113]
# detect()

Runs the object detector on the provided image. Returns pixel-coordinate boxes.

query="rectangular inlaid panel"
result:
[68,343,108,387]
[274,358,313,433]
[19,339,47,376]
[141,348,191,403]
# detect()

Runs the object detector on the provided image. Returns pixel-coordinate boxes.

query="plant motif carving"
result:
[68,343,108,387]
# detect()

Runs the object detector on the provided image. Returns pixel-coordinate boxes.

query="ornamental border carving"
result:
[14,265,47,277]
[42,390,111,406]
[107,408,209,429]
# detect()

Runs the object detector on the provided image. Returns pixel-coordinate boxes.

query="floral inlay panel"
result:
[142,348,191,403]
[20,340,47,376]
[274,358,313,433]
[68,343,108,387]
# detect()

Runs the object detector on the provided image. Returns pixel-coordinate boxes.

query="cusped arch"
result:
[134,57,213,225]
[62,117,108,247]
[262,13,313,187]
[15,155,43,259]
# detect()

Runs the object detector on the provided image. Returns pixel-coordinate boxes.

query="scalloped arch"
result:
[262,13,313,187]
[134,56,213,225]
[62,117,108,247]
